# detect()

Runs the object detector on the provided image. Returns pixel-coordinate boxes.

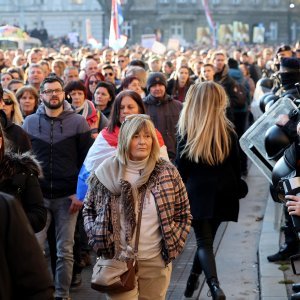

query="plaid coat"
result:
[83,159,191,264]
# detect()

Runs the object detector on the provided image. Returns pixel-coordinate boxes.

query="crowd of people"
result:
[0,40,300,300]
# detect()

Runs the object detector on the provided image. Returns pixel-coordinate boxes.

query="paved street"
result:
[70,162,279,299]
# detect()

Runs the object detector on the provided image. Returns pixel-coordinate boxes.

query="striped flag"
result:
[201,0,217,46]
[109,0,127,50]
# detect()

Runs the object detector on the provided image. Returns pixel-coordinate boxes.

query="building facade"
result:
[116,0,300,46]
[0,0,299,47]
[0,0,104,45]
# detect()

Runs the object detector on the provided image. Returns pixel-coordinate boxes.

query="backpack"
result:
[231,82,248,109]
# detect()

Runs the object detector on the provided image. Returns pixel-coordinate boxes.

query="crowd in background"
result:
[0,41,300,300]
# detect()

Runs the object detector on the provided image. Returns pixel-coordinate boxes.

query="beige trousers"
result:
[106,253,172,300]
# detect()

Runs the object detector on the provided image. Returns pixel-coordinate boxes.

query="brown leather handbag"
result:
[91,190,145,293]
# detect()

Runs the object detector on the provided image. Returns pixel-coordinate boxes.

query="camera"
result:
[282,177,300,231]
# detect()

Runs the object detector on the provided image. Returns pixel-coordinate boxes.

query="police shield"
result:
[239,97,297,183]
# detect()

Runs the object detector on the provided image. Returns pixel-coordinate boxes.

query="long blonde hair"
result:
[3,89,24,125]
[177,81,234,165]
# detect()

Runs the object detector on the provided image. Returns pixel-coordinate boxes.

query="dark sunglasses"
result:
[89,80,99,85]
[2,98,13,105]
[105,73,114,77]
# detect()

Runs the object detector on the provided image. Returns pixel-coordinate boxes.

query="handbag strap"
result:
[133,187,147,254]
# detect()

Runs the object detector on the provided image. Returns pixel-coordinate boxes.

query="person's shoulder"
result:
[157,159,179,175]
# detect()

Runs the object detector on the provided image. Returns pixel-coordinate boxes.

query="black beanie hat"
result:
[146,72,167,91]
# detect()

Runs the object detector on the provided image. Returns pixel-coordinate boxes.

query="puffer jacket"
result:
[22,101,94,199]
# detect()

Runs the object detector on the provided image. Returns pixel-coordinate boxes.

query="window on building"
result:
[232,0,241,4]
[159,0,169,3]
[176,0,187,2]
[269,21,278,41]
[212,0,221,4]
[171,21,183,37]
[122,21,132,38]
[252,0,260,4]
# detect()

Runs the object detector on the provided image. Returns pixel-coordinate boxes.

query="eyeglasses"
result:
[105,73,114,77]
[89,80,99,85]
[1,98,13,105]
[42,89,64,96]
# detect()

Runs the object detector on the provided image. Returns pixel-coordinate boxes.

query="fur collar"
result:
[0,151,42,182]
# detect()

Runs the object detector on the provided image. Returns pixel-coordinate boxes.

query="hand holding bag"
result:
[91,189,146,293]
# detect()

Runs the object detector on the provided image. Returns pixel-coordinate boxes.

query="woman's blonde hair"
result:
[117,114,160,165]
[177,81,234,165]
[3,89,24,126]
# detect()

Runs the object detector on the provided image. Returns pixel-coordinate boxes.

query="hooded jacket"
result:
[22,101,93,199]
[0,151,46,233]
[143,93,182,160]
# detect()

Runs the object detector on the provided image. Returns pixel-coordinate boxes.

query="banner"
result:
[201,0,217,46]
[109,0,127,50]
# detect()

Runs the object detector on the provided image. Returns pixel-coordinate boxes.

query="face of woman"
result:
[129,128,153,161]
[127,79,142,95]
[19,91,36,116]
[70,90,85,108]
[1,94,14,120]
[94,87,111,110]
[178,68,189,84]
[1,74,12,88]
[119,96,140,124]
[88,76,100,94]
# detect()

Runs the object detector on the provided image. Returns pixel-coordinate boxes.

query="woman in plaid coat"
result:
[83,114,191,300]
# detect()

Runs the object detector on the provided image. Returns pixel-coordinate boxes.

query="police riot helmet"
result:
[257,77,273,90]
[259,92,278,113]
[264,125,291,161]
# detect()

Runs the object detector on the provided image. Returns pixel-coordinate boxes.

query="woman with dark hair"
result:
[121,75,144,97]
[64,80,107,138]
[0,122,47,233]
[84,72,105,100]
[15,85,39,118]
[77,90,168,201]
[93,81,115,119]
[167,65,193,102]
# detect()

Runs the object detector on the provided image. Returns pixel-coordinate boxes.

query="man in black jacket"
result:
[22,75,94,300]
[143,72,182,161]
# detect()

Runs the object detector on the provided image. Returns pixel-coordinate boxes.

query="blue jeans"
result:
[42,196,78,298]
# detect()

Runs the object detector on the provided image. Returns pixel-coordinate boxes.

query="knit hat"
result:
[146,72,167,91]
[280,57,300,73]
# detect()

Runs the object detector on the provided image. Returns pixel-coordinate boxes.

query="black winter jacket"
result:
[143,93,182,161]
[0,192,54,300]
[176,131,242,221]
[0,152,46,232]
[22,101,94,199]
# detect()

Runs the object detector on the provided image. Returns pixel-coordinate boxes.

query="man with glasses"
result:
[22,75,93,300]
